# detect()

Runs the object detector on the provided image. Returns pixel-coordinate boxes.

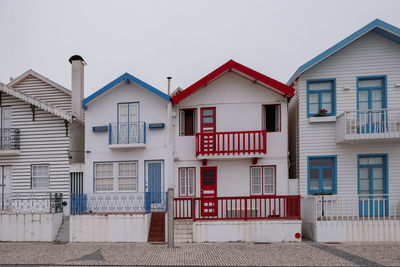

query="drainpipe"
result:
[166,76,174,247]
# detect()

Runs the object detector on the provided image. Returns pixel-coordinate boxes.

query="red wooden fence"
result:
[196,130,267,156]
[174,195,301,221]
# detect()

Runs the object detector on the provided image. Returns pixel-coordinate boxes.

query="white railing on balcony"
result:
[311,194,400,222]
[109,122,146,145]
[336,109,400,143]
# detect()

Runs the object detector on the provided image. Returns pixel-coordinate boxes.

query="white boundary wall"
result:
[301,197,400,242]
[192,220,301,242]
[0,213,63,241]
[70,213,151,242]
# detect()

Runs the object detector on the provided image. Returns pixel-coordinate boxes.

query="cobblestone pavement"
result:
[0,241,399,266]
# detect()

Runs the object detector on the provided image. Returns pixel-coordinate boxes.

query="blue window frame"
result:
[307,156,337,194]
[357,76,387,111]
[307,79,336,117]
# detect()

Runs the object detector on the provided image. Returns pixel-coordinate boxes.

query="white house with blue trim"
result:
[288,19,400,242]
[70,72,172,242]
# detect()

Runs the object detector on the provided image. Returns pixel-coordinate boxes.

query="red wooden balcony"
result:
[196,130,267,158]
[174,195,300,221]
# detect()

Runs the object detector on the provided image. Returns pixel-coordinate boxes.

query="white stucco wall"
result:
[173,71,290,197]
[193,220,301,242]
[70,213,151,242]
[84,80,172,193]
[0,213,62,242]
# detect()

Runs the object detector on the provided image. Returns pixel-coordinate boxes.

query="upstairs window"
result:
[179,109,197,136]
[262,104,280,132]
[307,79,336,117]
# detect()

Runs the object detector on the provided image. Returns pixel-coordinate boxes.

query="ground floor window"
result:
[179,167,195,197]
[308,156,336,194]
[94,161,138,192]
[250,166,275,195]
[31,164,50,189]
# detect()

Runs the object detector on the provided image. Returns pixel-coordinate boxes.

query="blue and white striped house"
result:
[288,19,400,242]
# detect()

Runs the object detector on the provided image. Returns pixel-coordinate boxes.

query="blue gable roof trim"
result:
[82,73,171,109]
[287,19,400,85]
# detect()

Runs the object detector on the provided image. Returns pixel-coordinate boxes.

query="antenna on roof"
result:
[9,77,14,82]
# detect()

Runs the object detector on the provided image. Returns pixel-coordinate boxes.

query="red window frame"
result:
[179,108,197,136]
[178,167,196,197]
[249,165,276,196]
[262,104,281,132]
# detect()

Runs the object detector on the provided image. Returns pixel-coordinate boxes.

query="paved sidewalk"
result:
[0,241,399,266]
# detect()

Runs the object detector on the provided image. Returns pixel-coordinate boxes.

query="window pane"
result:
[118,162,137,191]
[309,169,319,179]
[373,178,383,190]
[372,101,382,110]
[32,165,49,189]
[180,169,186,196]
[309,179,319,190]
[323,178,332,190]
[358,102,369,111]
[372,90,382,101]
[202,109,214,116]
[310,158,333,167]
[360,179,369,191]
[309,103,319,114]
[203,117,214,124]
[321,92,331,103]
[358,90,368,101]
[322,168,332,179]
[359,79,382,88]
[373,167,383,179]
[359,168,369,179]
[309,93,318,104]
[188,168,195,196]
[309,81,332,90]
[263,167,274,194]
[251,167,262,195]
[321,103,331,113]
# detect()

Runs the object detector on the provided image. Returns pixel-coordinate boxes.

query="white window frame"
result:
[118,162,138,191]
[94,161,138,192]
[31,164,50,189]
[250,166,275,195]
[262,104,281,132]
[179,167,195,197]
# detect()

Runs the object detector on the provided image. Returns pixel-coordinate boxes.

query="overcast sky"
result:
[1,0,400,96]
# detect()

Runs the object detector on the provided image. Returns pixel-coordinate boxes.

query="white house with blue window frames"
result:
[69,72,173,243]
[288,19,400,242]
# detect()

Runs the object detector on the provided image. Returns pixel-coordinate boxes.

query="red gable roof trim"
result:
[172,60,294,104]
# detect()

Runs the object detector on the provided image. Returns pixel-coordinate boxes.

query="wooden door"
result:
[200,167,217,217]
[200,107,216,154]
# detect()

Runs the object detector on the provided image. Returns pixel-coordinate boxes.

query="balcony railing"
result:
[0,193,63,214]
[0,128,20,150]
[196,130,267,157]
[174,195,300,221]
[336,109,400,143]
[306,194,400,222]
[108,122,146,145]
[70,192,167,214]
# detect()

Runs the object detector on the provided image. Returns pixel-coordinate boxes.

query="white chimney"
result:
[69,55,85,121]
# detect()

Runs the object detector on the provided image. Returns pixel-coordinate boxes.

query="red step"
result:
[148,212,166,242]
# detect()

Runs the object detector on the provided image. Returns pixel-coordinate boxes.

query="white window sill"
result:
[308,116,337,123]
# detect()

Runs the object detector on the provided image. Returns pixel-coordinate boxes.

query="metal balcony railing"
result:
[108,122,146,145]
[0,193,63,214]
[70,192,167,214]
[0,128,20,150]
[336,109,400,142]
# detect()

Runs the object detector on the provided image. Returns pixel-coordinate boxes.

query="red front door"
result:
[200,167,218,217]
[200,107,216,154]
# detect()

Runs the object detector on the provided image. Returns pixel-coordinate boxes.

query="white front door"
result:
[0,166,11,209]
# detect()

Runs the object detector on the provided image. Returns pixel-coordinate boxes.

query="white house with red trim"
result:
[288,19,400,242]
[70,72,173,242]
[172,60,301,242]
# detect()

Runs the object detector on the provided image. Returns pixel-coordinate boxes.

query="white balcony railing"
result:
[336,109,400,143]
[310,194,400,222]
